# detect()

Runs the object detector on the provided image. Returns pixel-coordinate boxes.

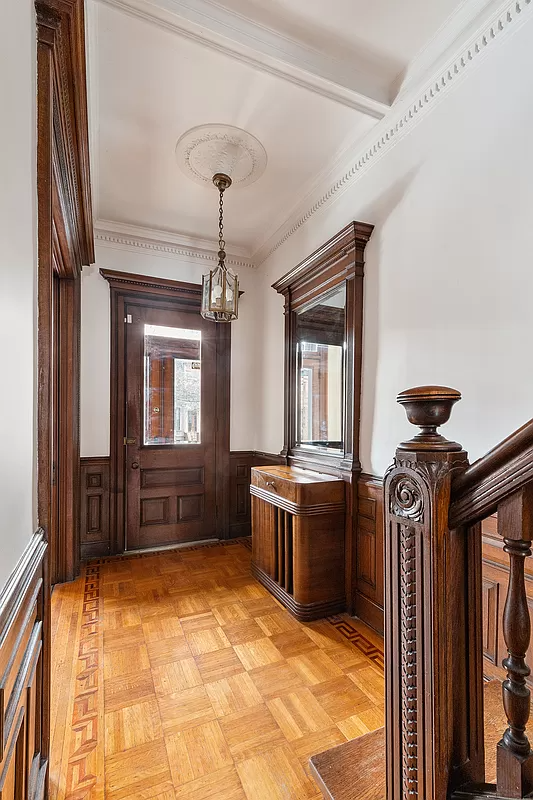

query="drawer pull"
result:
[266,481,277,490]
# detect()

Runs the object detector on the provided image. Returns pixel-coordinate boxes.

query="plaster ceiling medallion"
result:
[175,124,267,188]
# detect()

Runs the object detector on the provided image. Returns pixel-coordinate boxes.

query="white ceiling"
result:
[208,0,466,86]
[89,0,482,260]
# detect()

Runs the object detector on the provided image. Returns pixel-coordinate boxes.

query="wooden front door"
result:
[124,302,218,549]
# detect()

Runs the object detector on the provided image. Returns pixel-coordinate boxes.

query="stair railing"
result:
[385,386,533,800]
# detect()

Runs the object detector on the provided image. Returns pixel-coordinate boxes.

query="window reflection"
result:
[143,324,201,445]
[296,285,345,452]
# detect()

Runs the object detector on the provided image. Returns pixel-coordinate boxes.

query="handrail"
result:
[449,417,533,529]
[386,387,533,800]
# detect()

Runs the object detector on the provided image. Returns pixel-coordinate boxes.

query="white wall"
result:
[80,245,259,456]
[81,18,533,476]
[0,0,37,587]
[254,18,533,476]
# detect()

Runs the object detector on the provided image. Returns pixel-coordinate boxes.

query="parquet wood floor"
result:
[50,540,385,800]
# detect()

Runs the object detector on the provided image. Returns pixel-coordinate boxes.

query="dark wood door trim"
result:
[103,269,232,553]
[35,0,93,792]
[36,0,93,585]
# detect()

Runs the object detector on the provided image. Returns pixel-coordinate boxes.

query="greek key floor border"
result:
[85,537,383,668]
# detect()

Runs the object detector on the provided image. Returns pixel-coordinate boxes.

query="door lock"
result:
[124,437,136,445]
[131,462,140,469]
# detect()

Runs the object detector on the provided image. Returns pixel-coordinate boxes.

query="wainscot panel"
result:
[80,457,110,559]
[354,474,385,634]
[229,452,285,539]
[0,530,48,800]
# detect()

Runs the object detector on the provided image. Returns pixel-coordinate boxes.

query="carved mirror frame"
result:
[272,221,374,477]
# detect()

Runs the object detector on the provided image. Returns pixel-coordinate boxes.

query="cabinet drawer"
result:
[252,468,298,503]
[251,465,344,508]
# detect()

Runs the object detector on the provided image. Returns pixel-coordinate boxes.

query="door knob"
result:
[131,461,140,469]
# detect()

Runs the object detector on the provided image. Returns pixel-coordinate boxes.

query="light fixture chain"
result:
[219,188,225,252]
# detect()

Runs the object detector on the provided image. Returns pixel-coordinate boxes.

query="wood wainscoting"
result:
[0,531,48,800]
[78,452,283,559]
[80,457,111,560]
[354,475,384,635]
[229,452,285,539]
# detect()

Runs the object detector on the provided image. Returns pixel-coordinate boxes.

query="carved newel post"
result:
[385,387,485,800]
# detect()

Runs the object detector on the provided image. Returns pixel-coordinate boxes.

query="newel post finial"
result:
[385,385,485,800]
[397,385,462,452]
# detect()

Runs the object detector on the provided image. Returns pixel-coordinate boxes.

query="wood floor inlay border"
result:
[326,616,384,669]
[52,540,384,800]
[64,563,104,800]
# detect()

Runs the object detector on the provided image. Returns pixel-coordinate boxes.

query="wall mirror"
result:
[273,221,374,474]
[295,284,345,453]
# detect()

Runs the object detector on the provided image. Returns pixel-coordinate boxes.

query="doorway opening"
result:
[102,269,231,555]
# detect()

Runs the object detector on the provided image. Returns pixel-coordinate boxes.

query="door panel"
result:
[125,304,217,549]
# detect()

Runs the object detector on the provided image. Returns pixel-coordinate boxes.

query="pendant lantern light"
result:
[201,173,239,322]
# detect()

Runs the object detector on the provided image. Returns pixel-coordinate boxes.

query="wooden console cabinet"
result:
[250,465,346,621]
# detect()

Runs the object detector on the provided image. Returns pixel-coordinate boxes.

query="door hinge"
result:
[124,314,132,324]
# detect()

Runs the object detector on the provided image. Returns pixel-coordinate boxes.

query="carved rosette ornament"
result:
[390,477,424,523]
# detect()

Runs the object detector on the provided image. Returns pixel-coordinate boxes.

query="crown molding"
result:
[252,0,533,266]
[395,0,503,97]
[94,0,390,118]
[94,219,255,268]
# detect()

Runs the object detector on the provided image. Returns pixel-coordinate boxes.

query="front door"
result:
[124,302,217,549]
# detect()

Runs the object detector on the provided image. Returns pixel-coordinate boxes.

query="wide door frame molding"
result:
[35,0,93,792]
[36,0,94,585]
[102,269,231,554]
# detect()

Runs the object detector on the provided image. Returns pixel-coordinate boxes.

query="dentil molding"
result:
[94,219,255,268]
[252,0,533,266]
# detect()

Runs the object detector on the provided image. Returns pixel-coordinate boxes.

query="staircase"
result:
[310,387,533,800]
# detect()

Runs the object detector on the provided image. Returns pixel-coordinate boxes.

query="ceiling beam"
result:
[95,0,391,118]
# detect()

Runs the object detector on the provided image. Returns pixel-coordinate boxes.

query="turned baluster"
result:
[497,485,533,798]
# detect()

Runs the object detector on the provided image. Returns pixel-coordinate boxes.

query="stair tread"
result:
[310,680,506,800]
[310,726,386,800]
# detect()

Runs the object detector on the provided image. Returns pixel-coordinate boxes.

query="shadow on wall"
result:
[358,166,420,471]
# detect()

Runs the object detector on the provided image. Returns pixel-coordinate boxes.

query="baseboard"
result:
[228,523,252,539]
[353,593,384,636]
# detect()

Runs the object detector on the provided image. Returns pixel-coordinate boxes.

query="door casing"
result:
[102,269,231,554]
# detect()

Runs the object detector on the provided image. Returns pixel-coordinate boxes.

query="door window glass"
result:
[143,324,201,444]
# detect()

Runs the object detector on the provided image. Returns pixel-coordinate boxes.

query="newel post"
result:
[385,387,485,800]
